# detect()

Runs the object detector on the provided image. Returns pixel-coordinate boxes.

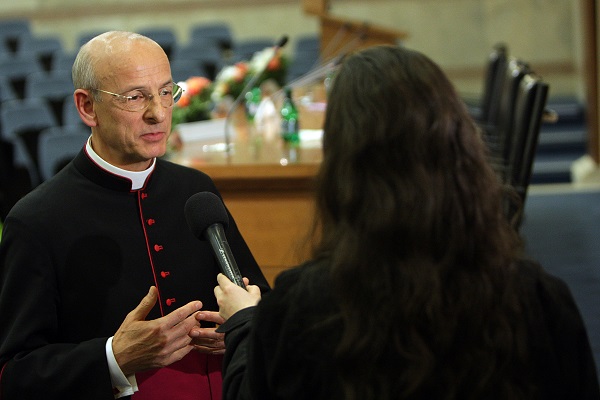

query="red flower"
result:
[267,56,281,71]
[233,63,249,82]
[176,93,191,107]
[186,76,211,96]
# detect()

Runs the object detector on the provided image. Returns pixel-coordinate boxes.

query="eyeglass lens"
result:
[98,83,183,111]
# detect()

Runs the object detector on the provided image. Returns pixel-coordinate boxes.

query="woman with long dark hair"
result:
[200,45,599,399]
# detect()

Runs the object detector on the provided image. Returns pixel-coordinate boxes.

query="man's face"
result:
[90,41,173,171]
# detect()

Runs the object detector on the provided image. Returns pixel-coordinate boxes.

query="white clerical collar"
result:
[85,136,155,190]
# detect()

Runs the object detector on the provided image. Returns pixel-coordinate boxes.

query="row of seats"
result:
[471,43,552,228]
[0,19,321,84]
[0,17,322,103]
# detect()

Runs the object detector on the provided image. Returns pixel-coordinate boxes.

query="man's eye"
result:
[159,88,173,97]
[127,92,146,102]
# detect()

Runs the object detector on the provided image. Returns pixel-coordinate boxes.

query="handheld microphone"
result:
[184,191,246,288]
[224,35,289,158]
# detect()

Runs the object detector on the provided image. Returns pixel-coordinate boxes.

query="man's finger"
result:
[162,300,204,328]
[126,286,158,322]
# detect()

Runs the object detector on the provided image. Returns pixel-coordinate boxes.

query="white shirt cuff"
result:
[106,336,138,398]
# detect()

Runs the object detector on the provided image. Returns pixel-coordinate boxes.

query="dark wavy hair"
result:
[312,45,532,399]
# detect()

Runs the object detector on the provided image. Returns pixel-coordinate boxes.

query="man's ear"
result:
[73,89,98,127]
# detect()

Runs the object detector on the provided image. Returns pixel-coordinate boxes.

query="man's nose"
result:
[144,96,167,122]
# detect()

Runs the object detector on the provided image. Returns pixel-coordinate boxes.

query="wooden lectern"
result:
[303,0,409,59]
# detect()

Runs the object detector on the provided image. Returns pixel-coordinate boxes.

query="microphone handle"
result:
[205,224,246,288]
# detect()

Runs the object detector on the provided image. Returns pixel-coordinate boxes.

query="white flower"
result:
[215,65,238,82]
[250,47,276,72]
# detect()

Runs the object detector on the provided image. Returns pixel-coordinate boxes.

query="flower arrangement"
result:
[211,47,288,104]
[172,46,288,128]
[171,76,213,127]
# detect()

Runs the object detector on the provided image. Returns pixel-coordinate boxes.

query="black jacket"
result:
[218,259,600,399]
[0,149,269,399]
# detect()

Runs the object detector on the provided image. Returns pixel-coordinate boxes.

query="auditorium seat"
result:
[287,49,320,84]
[484,58,530,181]
[231,38,275,63]
[288,33,335,86]
[476,43,508,128]
[38,125,89,181]
[504,73,549,227]
[0,51,45,99]
[137,27,177,59]
[170,43,225,80]
[18,34,64,72]
[52,50,77,72]
[189,22,234,52]
[76,30,112,47]
[0,18,30,53]
[294,35,321,54]
[0,97,58,186]
[0,76,17,102]
[25,70,74,125]
[62,98,85,127]
[170,59,210,82]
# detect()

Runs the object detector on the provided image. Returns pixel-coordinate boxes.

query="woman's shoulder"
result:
[259,260,333,312]
[514,261,600,395]
[514,259,574,307]
[514,258,589,345]
[273,260,330,292]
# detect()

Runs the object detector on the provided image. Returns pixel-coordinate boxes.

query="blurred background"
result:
[0,0,587,96]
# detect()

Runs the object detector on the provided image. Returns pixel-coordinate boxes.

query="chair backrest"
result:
[190,22,233,51]
[25,71,73,99]
[170,43,225,80]
[0,76,17,102]
[137,28,177,59]
[485,58,529,179]
[498,59,530,166]
[295,35,320,54]
[25,71,74,124]
[38,125,89,181]
[62,97,85,127]
[480,43,508,126]
[231,38,275,63]
[170,59,210,82]
[0,97,58,185]
[18,34,64,71]
[507,74,549,203]
[52,50,77,72]
[76,30,111,47]
[0,18,30,52]
[287,49,320,83]
[0,97,58,141]
[0,51,45,98]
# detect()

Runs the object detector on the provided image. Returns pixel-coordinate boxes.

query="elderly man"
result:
[0,31,269,400]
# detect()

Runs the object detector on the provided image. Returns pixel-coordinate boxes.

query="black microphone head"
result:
[184,191,229,240]
[276,35,289,48]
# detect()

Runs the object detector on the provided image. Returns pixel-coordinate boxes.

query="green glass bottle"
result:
[245,87,261,122]
[279,87,300,145]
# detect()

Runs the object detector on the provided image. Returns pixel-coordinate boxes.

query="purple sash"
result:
[132,352,223,399]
